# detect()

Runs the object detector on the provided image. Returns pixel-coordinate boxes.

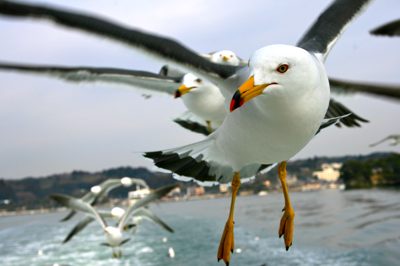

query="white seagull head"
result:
[210,50,241,66]
[111,207,126,219]
[231,44,326,112]
[174,73,207,98]
[120,177,132,187]
[90,185,102,195]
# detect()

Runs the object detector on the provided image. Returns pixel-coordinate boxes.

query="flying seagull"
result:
[0,1,374,264]
[6,60,399,134]
[0,50,241,135]
[370,19,400,37]
[60,177,149,222]
[369,134,400,147]
[62,206,174,244]
[0,1,368,129]
[51,184,178,258]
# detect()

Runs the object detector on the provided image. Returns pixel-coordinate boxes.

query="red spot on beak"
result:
[230,90,244,112]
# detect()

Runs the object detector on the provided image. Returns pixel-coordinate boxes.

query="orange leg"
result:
[217,172,241,265]
[278,161,295,250]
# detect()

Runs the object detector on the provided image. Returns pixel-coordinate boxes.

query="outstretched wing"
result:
[324,98,368,128]
[0,62,181,95]
[329,78,400,100]
[0,1,239,79]
[370,19,400,37]
[129,178,150,189]
[132,208,174,233]
[59,210,77,222]
[63,216,94,243]
[118,184,178,231]
[297,0,372,60]
[50,194,107,230]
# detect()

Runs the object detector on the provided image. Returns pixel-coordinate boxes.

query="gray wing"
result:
[50,194,107,230]
[324,98,369,128]
[129,178,150,189]
[0,1,238,79]
[118,184,178,231]
[297,0,372,60]
[132,208,174,233]
[370,19,400,37]
[63,216,94,243]
[95,179,123,198]
[60,210,77,222]
[0,62,181,95]
[329,77,400,101]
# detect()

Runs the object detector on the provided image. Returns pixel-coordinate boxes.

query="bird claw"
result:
[217,220,235,265]
[278,206,295,250]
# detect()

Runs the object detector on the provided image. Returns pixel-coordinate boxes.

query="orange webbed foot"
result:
[217,219,235,265]
[278,206,295,251]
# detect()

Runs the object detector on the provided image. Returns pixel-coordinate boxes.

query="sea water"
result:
[0,189,399,266]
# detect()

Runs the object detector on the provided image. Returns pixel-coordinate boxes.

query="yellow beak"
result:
[175,85,193,98]
[230,76,271,112]
[222,56,229,62]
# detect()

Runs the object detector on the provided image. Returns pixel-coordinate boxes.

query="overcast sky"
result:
[0,0,399,179]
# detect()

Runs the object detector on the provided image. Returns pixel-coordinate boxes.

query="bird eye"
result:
[276,64,289,73]
[195,78,202,83]
[230,55,233,58]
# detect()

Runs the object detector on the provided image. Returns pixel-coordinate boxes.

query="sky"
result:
[0,0,399,179]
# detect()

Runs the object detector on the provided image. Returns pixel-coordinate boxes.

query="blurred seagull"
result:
[370,19,400,37]
[0,1,375,264]
[59,177,149,222]
[369,134,400,147]
[0,50,238,134]
[50,184,177,258]
[62,206,174,243]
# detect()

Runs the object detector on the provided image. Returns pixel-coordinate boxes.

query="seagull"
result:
[50,184,177,258]
[4,59,396,133]
[369,134,400,147]
[62,206,174,244]
[370,19,400,37]
[59,177,149,222]
[0,1,374,264]
[0,1,369,132]
[0,50,238,135]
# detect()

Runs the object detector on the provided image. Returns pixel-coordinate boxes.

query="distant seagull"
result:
[370,19,400,37]
[50,184,178,258]
[59,177,149,222]
[167,247,175,258]
[369,134,400,147]
[62,206,174,243]
[0,1,375,265]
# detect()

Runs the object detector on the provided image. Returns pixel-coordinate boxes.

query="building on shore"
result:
[313,163,342,182]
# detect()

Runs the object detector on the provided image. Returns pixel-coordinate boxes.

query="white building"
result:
[313,163,342,182]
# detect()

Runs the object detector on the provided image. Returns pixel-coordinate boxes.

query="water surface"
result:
[1,189,399,266]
